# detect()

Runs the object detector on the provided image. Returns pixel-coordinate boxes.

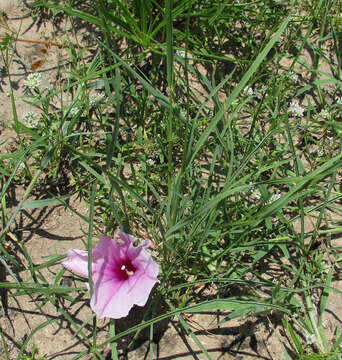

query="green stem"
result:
[165,0,174,208]
[304,288,325,352]
[109,320,118,360]
[87,180,97,298]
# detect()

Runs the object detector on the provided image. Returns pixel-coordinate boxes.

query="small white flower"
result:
[337,97,342,105]
[317,149,324,157]
[256,87,268,100]
[243,86,254,96]
[17,162,25,173]
[248,182,255,191]
[146,159,155,166]
[321,261,330,274]
[251,189,261,200]
[179,110,186,119]
[288,100,304,117]
[289,71,298,82]
[23,73,43,90]
[89,93,105,107]
[268,193,281,204]
[70,106,80,116]
[22,111,39,128]
[306,333,315,345]
[176,49,186,58]
[249,183,261,200]
[319,109,329,119]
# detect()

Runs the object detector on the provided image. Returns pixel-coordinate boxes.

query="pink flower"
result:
[62,229,159,319]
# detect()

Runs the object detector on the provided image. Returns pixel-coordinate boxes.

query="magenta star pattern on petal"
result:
[62,229,159,319]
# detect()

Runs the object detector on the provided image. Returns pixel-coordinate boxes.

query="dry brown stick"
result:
[0,34,70,48]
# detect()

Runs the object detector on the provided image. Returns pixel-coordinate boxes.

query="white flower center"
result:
[120,264,134,276]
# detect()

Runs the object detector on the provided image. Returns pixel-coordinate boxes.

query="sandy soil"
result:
[0,1,341,359]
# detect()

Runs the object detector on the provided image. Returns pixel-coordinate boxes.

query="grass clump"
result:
[0,0,341,359]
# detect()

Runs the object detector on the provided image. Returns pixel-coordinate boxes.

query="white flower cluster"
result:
[288,100,304,117]
[70,106,80,116]
[289,71,298,82]
[22,111,39,128]
[243,86,254,96]
[249,182,261,200]
[176,49,186,58]
[268,193,281,204]
[306,333,315,345]
[146,158,155,166]
[89,93,105,107]
[16,162,26,173]
[23,73,43,90]
[319,109,329,119]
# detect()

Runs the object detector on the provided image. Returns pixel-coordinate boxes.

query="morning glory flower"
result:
[62,229,159,319]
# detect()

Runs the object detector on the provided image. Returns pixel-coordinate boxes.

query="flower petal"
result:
[90,274,130,319]
[124,269,159,306]
[90,269,158,319]
[116,229,137,246]
[62,249,89,277]
[94,234,126,265]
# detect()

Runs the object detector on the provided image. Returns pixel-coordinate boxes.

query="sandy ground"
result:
[0,1,341,359]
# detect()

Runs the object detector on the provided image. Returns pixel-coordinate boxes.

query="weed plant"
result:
[0,0,342,359]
